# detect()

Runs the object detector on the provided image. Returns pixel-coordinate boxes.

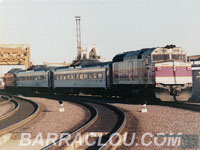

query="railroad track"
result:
[156,101,200,112]
[0,92,40,139]
[0,98,19,121]
[41,96,126,150]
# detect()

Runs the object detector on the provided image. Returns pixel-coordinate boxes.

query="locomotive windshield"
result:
[171,54,186,62]
[152,54,186,62]
[152,54,169,61]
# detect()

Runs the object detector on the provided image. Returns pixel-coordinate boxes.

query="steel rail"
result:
[41,100,98,150]
[0,92,40,136]
[0,99,20,121]
[66,96,127,150]
[155,101,200,112]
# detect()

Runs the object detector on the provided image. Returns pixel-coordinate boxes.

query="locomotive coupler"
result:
[170,87,181,96]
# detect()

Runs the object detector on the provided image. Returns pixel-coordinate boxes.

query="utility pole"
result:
[75,16,82,61]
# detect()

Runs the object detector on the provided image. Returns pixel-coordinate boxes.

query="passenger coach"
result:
[53,63,112,95]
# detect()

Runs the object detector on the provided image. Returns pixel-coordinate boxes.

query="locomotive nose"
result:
[155,62,192,85]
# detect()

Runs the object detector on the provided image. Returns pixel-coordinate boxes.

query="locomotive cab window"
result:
[145,57,150,65]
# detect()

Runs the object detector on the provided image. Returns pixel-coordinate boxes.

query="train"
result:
[4,45,193,101]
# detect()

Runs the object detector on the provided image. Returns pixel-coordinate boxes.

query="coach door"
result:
[48,71,54,89]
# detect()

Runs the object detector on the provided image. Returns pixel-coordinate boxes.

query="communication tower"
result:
[75,16,82,61]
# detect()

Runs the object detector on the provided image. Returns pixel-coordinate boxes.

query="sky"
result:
[0,0,200,73]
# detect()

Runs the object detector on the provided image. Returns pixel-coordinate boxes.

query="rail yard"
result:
[1,34,200,150]
[0,47,200,149]
[1,1,200,149]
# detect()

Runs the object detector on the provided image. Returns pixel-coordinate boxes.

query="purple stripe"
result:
[155,66,192,77]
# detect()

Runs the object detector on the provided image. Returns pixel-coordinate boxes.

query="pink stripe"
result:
[155,66,192,77]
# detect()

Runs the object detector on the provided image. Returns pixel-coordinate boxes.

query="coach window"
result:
[97,73,103,79]
[75,73,79,79]
[93,73,97,79]
[41,76,44,80]
[84,73,88,79]
[66,74,69,79]
[88,73,93,79]
[80,73,83,79]
[71,74,74,79]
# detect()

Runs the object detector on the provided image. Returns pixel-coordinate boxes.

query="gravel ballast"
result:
[112,103,200,150]
[0,96,90,150]
[0,102,14,116]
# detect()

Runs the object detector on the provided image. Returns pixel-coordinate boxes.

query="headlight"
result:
[187,66,192,71]
[155,67,161,71]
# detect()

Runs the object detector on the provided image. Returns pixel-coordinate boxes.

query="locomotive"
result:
[4,45,193,101]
